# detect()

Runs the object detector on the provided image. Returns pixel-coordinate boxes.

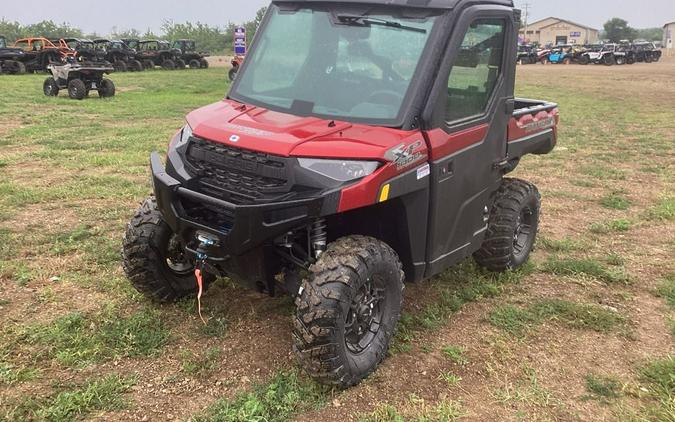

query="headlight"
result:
[175,124,192,148]
[298,158,380,182]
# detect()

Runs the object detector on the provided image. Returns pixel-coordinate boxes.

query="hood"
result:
[187,99,418,160]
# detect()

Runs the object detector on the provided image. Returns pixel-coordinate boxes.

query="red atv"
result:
[123,0,559,388]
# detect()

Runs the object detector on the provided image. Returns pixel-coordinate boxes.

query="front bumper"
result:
[150,152,340,257]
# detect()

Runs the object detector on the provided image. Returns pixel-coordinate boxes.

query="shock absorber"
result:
[311,219,327,259]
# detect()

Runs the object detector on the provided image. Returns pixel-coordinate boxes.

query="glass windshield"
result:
[230,6,438,124]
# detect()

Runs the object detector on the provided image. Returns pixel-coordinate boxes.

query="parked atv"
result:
[13,37,74,72]
[171,39,209,69]
[93,39,143,72]
[43,63,115,100]
[632,42,661,63]
[516,45,538,64]
[545,46,573,64]
[228,55,244,80]
[136,40,181,70]
[580,44,616,65]
[61,38,106,64]
[123,0,559,389]
[0,35,27,74]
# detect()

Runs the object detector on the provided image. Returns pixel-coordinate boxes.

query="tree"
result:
[635,27,664,42]
[603,18,637,42]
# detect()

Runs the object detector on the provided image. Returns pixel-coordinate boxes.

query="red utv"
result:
[123,0,559,388]
[13,37,75,72]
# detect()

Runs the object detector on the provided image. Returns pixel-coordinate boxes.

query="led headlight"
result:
[177,124,192,147]
[298,158,380,182]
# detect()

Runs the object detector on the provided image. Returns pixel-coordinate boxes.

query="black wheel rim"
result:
[163,234,193,275]
[513,206,534,258]
[345,276,385,354]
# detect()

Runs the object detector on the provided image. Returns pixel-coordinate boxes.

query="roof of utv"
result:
[273,0,513,9]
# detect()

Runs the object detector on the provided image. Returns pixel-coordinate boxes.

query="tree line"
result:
[602,18,663,43]
[0,7,266,54]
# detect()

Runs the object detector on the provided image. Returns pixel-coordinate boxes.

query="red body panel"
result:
[507,108,559,142]
[186,99,556,214]
[425,124,489,161]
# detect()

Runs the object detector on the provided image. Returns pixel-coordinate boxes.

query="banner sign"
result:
[570,31,581,37]
[234,26,246,56]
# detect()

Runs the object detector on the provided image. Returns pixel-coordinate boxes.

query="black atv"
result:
[61,38,107,64]
[171,39,209,69]
[93,39,143,72]
[516,44,538,65]
[632,42,662,63]
[0,35,27,74]
[136,40,182,70]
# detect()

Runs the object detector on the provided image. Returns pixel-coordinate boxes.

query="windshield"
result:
[230,5,438,125]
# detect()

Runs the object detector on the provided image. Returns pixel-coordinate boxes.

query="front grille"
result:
[184,137,291,204]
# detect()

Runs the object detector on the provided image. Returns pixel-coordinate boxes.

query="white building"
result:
[664,21,674,49]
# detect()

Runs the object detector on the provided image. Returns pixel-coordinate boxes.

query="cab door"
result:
[422,7,517,277]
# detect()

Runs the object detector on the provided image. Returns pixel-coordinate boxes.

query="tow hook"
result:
[193,232,221,325]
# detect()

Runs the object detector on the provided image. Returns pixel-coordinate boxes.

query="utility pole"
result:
[522,2,531,40]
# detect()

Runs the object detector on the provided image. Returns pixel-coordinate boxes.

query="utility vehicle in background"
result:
[123,0,559,388]
[0,35,27,74]
[136,40,181,70]
[61,38,106,64]
[93,39,144,72]
[171,39,210,69]
[516,44,537,64]
[13,37,74,72]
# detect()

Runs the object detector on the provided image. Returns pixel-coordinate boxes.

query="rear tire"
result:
[98,78,115,98]
[474,178,541,272]
[114,60,127,72]
[615,56,626,65]
[143,59,155,70]
[175,58,186,69]
[162,59,176,70]
[293,235,404,388]
[189,59,200,69]
[199,58,209,68]
[12,61,26,75]
[43,77,59,96]
[603,54,615,66]
[68,78,86,100]
[129,59,143,71]
[122,197,214,303]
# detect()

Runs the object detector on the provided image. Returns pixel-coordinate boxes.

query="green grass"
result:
[359,396,463,422]
[540,256,630,284]
[589,219,632,234]
[4,374,136,421]
[440,345,468,365]
[646,196,675,221]
[538,236,584,252]
[391,261,532,353]
[584,374,622,402]
[489,299,625,336]
[0,362,39,385]
[21,305,169,367]
[194,369,328,422]
[637,356,675,420]
[181,347,222,376]
[600,191,631,210]
[656,274,675,309]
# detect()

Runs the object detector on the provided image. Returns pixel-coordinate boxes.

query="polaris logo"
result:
[229,135,240,143]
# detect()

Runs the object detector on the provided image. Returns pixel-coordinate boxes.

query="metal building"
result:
[520,17,599,46]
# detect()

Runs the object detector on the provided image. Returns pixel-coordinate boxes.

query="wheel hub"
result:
[345,278,384,354]
[513,207,533,257]
[164,234,193,274]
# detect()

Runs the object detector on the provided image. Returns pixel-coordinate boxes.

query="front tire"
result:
[199,58,209,69]
[122,197,214,303]
[162,59,176,70]
[68,78,86,100]
[293,236,404,388]
[43,77,59,96]
[474,178,541,272]
[98,78,115,98]
[175,58,186,69]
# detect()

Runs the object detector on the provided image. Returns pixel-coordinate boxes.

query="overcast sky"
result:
[2,0,674,35]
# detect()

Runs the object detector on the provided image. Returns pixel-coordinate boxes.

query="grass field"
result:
[0,60,673,422]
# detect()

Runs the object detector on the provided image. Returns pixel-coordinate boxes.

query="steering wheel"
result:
[365,90,404,105]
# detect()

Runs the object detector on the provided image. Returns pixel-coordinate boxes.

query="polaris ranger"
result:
[171,39,210,69]
[0,35,26,74]
[123,0,559,388]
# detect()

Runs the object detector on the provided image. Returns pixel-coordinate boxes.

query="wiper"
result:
[336,14,427,34]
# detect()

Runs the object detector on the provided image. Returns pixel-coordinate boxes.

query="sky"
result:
[2,0,674,35]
